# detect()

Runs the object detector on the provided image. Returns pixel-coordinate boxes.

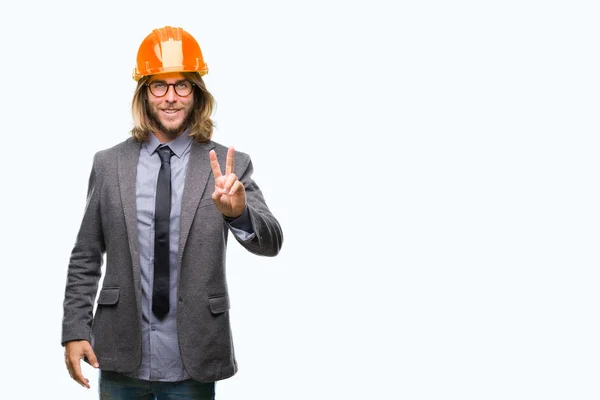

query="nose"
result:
[165,84,177,102]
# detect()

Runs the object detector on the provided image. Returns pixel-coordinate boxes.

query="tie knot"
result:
[157,145,174,163]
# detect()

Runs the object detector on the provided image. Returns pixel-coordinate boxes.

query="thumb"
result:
[84,345,100,369]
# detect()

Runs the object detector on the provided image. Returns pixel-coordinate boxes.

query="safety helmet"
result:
[132,26,208,81]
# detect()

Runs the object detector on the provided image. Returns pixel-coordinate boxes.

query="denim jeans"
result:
[99,370,215,399]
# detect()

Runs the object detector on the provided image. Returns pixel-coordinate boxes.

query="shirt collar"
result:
[144,131,193,159]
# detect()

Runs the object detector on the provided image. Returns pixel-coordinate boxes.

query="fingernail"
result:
[94,362,99,368]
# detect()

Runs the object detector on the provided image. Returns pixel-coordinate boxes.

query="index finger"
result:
[209,150,222,179]
[226,147,235,176]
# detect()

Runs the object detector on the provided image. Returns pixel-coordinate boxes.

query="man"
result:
[61,26,283,399]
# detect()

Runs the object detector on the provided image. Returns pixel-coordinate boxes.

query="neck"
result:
[153,130,183,143]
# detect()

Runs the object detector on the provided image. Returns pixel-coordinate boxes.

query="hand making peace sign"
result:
[209,147,246,218]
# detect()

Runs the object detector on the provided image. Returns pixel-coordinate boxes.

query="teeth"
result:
[163,110,178,114]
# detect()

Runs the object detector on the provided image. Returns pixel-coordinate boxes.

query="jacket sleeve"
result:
[61,153,106,345]
[231,156,283,257]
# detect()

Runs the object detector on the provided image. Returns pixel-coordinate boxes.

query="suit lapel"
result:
[178,140,215,264]
[117,138,142,304]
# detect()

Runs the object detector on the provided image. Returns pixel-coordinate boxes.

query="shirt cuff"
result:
[223,206,254,235]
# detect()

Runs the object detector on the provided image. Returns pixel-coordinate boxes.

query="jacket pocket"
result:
[198,198,215,209]
[208,294,230,314]
[97,287,120,305]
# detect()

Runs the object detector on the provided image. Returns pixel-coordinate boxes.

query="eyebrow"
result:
[150,79,189,84]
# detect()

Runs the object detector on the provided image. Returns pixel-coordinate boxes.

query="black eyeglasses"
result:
[146,80,195,97]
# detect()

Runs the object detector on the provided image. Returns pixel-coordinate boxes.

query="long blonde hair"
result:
[130,72,215,142]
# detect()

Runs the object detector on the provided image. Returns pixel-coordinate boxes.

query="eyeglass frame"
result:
[145,79,195,97]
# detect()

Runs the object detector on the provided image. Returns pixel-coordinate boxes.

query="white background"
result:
[0,0,599,399]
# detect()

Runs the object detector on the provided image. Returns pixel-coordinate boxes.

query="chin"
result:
[163,122,183,131]
[165,124,181,131]
[162,118,182,127]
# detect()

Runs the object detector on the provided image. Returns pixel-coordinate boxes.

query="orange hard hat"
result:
[132,26,208,81]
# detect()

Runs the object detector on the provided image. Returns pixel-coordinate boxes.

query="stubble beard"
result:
[148,106,194,139]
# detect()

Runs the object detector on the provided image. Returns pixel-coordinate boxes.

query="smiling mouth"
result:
[162,109,180,114]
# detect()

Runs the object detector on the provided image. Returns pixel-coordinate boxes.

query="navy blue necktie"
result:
[152,145,174,319]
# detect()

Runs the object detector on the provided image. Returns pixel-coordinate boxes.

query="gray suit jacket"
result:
[61,137,283,382]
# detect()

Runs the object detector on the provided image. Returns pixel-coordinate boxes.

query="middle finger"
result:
[225,147,235,176]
